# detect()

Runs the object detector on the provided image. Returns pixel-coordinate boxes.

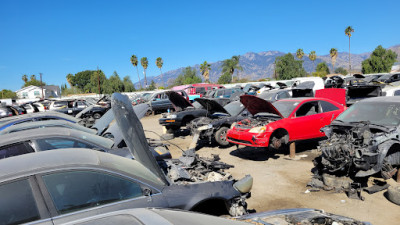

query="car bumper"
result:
[226,129,271,147]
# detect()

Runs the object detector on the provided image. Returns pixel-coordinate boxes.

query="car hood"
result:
[166,91,192,110]
[240,95,283,118]
[75,105,95,118]
[111,93,168,185]
[194,98,229,115]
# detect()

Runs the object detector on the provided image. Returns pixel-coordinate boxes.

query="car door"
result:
[318,100,342,134]
[0,177,53,225]
[286,101,323,140]
[36,169,168,224]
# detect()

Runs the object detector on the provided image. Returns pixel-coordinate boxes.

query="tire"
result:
[145,110,152,116]
[93,113,102,119]
[268,133,288,152]
[215,127,230,146]
[166,125,179,134]
[387,186,400,205]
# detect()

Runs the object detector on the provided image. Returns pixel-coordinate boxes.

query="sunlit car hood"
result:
[111,93,168,185]
[194,98,229,115]
[75,105,95,118]
[166,91,192,110]
[240,95,283,118]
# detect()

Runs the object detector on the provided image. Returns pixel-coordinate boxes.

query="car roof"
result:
[0,120,96,135]
[0,149,165,188]
[0,111,79,124]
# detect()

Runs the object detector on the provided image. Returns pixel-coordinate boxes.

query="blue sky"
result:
[1,0,399,91]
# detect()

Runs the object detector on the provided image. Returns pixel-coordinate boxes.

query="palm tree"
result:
[221,56,242,83]
[200,61,211,83]
[329,48,338,73]
[140,57,149,87]
[30,75,36,81]
[22,74,28,83]
[156,57,164,87]
[296,49,304,60]
[130,55,142,89]
[345,26,354,74]
[309,51,317,72]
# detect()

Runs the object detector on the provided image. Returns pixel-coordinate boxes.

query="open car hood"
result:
[240,95,283,118]
[276,82,288,89]
[75,105,95,118]
[194,98,229,115]
[166,91,192,110]
[112,93,168,185]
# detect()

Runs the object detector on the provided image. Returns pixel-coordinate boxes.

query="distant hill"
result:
[137,45,400,86]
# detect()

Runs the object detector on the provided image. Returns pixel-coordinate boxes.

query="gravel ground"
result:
[142,115,400,225]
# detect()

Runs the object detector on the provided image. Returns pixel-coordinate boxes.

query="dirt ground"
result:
[141,115,400,225]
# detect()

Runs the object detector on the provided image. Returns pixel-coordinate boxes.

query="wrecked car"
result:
[188,99,250,146]
[311,96,400,191]
[159,91,208,132]
[343,77,382,106]
[226,94,345,149]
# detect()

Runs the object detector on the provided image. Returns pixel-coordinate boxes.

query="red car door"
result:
[317,100,343,135]
[286,101,325,140]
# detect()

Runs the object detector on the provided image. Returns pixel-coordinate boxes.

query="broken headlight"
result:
[249,126,266,134]
[167,114,177,119]
[231,122,237,129]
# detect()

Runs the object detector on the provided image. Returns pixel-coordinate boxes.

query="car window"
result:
[23,104,32,109]
[394,90,400,96]
[277,92,290,100]
[320,100,339,112]
[54,101,68,107]
[0,142,35,159]
[42,170,143,214]
[0,179,40,224]
[36,138,95,150]
[296,101,320,117]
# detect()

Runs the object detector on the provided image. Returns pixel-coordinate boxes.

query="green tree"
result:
[140,57,149,87]
[22,75,28,83]
[130,54,142,89]
[275,53,306,80]
[296,49,305,60]
[1,89,17,99]
[71,70,92,91]
[218,73,232,84]
[335,67,348,75]
[156,57,164,87]
[220,55,242,84]
[66,73,74,87]
[309,51,317,72]
[87,69,107,94]
[104,71,124,94]
[147,80,156,90]
[173,67,202,86]
[22,74,47,88]
[329,48,338,73]
[361,45,398,74]
[122,76,136,92]
[30,75,36,81]
[315,62,330,75]
[200,61,211,83]
[345,26,354,73]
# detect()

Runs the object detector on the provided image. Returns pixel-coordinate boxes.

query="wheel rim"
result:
[220,130,227,142]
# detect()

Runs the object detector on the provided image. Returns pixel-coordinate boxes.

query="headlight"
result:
[249,126,266,133]
[198,124,213,131]
[168,114,177,119]
[230,122,236,129]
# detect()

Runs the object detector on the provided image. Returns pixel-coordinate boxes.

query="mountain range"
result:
[137,44,400,86]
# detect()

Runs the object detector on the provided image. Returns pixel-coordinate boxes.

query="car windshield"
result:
[258,92,276,101]
[192,101,202,109]
[335,101,400,126]
[272,101,299,118]
[378,74,391,80]
[224,101,244,116]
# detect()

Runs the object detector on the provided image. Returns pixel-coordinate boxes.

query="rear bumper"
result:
[226,129,271,147]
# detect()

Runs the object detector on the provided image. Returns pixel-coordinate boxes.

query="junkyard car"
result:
[61,208,371,225]
[227,95,345,149]
[312,96,400,189]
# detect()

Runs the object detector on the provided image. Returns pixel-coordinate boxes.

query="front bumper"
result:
[159,117,182,127]
[226,129,271,147]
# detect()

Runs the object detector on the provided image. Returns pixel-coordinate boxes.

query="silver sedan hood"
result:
[111,93,168,185]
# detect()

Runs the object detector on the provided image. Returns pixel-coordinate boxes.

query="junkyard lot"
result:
[142,115,399,225]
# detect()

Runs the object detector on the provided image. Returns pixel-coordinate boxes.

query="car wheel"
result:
[145,110,152,116]
[215,127,230,146]
[93,113,102,119]
[166,125,179,134]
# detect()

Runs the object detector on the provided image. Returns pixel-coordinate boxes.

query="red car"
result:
[226,94,346,149]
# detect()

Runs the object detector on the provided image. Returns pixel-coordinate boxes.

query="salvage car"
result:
[311,96,400,190]
[227,95,345,149]
[147,90,189,115]
[0,127,170,162]
[61,208,370,225]
[0,111,80,131]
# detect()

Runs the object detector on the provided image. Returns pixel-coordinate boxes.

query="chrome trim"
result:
[25,218,53,225]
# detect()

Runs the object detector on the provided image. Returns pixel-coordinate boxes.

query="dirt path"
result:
[142,115,400,225]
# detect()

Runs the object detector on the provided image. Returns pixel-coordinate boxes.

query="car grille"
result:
[228,137,252,145]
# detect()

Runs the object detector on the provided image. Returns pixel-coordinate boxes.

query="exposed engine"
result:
[236,114,279,129]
